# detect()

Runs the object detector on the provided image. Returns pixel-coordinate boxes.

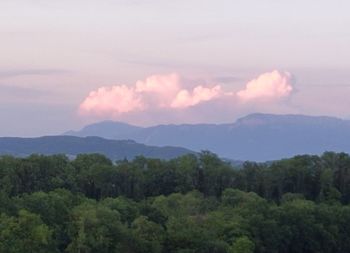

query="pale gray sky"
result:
[0,0,350,136]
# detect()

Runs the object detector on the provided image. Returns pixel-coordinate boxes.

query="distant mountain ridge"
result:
[65,121,142,138]
[65,113,350,161]
[0,136,194,161]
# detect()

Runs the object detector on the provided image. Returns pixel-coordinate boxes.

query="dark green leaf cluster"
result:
[1,151,350,253]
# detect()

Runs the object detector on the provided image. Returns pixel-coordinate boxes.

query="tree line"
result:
[1,151,350,252]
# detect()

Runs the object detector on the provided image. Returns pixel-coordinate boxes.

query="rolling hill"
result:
[0,136,194,161]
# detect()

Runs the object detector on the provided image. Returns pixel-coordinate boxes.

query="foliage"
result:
[0,151,350,252]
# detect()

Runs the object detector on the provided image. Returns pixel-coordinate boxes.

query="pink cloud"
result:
[135,73,180,94]
[79,85,144,116]
[79,73,222,117]
[135,73,181,108]
[171,85,222,108]
[237,70,293,102]
[79,71,295,121]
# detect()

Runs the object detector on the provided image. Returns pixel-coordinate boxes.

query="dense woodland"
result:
[1,151,350,253]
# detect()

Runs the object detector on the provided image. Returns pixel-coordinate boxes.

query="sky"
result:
[0,0,350,136]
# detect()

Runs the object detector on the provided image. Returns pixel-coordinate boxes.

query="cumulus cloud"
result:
[237,70,293,102]
[79,73,222,116]
[79,70,295,120]
[171,85,222,108]
[135,73,181,108]
[79,85,144,115]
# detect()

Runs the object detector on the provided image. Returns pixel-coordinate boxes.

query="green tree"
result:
[131,216,165,253]
[0,210,55,253]
[66,202,129,253]
[229,236,255,253]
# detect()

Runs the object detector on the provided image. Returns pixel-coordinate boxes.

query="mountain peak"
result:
[65,120,142,139]
[81,120,140,131]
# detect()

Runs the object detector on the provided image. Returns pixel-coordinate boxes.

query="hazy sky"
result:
[1,0,350,136]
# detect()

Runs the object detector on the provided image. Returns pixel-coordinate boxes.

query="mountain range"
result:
[0,136,194,161]
[65,113,350,161]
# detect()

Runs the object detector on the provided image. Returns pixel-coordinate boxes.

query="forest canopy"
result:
[1,151,350,253]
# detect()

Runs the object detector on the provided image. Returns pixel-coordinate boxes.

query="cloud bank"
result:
[79,70,294,122]
[80,73,224,115]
